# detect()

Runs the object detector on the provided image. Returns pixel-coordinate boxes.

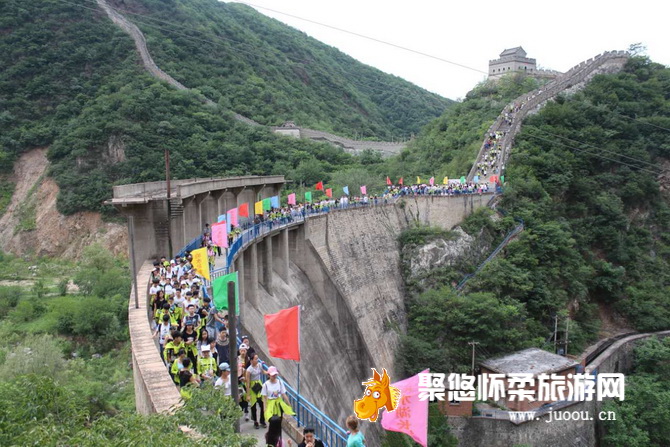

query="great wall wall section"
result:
[468,50,629,180]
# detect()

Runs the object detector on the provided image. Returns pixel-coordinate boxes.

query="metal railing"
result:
[456,219,524,291]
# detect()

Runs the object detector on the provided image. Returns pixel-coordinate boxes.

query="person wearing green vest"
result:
[170,349,187,384]
[163,332,184,366]
[197,345,217,383]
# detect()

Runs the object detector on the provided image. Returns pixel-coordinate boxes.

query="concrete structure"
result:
[107,176,284,268]
[271,121,301,138]
[489,47,537,78]
[121,183,492,445]
[481,348,578,411]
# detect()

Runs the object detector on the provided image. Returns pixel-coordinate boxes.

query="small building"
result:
[489,47,537,79]
[480,348,578,412]
[272,121,301,138]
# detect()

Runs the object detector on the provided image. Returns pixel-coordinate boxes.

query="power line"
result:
[522,131,662,176]
[241,2,489,76]
[530,127,661,171]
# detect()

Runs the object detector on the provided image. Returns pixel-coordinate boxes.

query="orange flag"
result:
[238,202,249,218]
[386,176,392,186]
[325,188,333,198]
[315,181,324,191]
[264,306,301,361]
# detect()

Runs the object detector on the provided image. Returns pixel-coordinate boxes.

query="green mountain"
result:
[0,0,450,215]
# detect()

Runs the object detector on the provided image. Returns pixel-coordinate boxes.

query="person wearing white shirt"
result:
[215,362,232,396]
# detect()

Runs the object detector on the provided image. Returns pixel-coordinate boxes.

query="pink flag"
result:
[429,177,434,186]
[360,185,367,195]
[288,193,296,205]
[227,208,238,227]
[211,221,228,248]
[381,369,428,447]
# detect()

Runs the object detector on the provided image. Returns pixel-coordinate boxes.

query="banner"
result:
[227,207,238,227]
[473,175,479,183]
[381,369,429,447]
[501,175,505,183]
[429,177,434,186]
[288,193,296,205]
[443,176,448,185]
[238,202,249,218]
[211,221,228,248]
[325,188,332,198]
[399,177,403,186]
[460,176,467,184]
[305,191,312,202]
[343,186,349,195]
[212,271,239,315]
[255,201,263,215]
[262,198,271,211]
[190,247,210,280]
[271,196,280,209]
[416,176,421,185]
[360,185,367,195]
[386,176,392,186]
[315,181,324,191]
[264,306,300,361]
[217,214,226,223]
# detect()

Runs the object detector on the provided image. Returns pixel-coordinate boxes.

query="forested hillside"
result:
[0,0,448,215]
[109,0,450,138]
[398,57,670,375]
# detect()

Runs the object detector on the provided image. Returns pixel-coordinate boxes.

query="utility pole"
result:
[553,314,558,354]
[565,318,570,356]
[227,280,239,433]
[128,215,139,309]
[165,149,174,259]
[468,341,479,375]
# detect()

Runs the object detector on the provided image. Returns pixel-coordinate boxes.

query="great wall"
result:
[91,1,656,445]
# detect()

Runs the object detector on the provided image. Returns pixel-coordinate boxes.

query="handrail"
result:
[456,220,524,291]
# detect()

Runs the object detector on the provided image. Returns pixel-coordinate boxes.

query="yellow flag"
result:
[255,200,263,215]
[416,176,421,184]
[443,176,448,185]
[191,247,210,280]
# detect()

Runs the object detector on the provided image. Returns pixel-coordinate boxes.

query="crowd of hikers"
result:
[149,254,337,446]
[147,180,499,444]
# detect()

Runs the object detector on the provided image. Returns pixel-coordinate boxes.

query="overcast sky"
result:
[236,0,669,100]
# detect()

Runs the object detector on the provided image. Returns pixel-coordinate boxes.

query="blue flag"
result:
[343,186,349,195]
[271,195,280,209]
[218,214,226,223]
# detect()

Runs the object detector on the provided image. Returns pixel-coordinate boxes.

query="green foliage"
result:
[382,403,457,447]
[398,225,456,247]
[602,337,670,447]
[73,244,130,299]
[0,179,13,217]
[398,287,538,375]
[0,335,67,380]
[0,375,253,446]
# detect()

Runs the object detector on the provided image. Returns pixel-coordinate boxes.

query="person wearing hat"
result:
[198,344,217,382]
[215,362,232,396]
[262,366,295,422]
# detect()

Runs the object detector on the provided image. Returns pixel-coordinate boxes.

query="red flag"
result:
[325,188,333,198]
[386,176,392,186]
[238,202,249,218]
[399,177,404,186]
[264,306,300,361]
[315,181,324,191]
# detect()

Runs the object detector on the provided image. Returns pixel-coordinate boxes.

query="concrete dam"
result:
[114,177,490,440]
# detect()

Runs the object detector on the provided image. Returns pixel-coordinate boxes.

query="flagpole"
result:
[297,361,301,427]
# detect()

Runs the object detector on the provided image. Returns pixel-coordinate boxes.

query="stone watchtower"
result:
[489,46,537,79]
